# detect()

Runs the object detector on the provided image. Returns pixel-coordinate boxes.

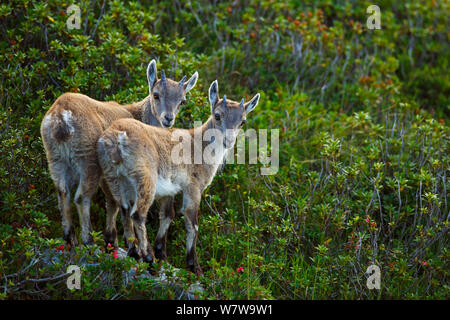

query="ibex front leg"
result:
[154,196,175,261]
[182,189,202,275]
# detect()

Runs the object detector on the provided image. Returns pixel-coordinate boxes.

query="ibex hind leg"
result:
[102,174,139,258]
[131,174,155,267]
[154,196,175,261]
[182,190,202,276]
[57,189,77,246]
[100,179,120,248]
[74,163,101,245]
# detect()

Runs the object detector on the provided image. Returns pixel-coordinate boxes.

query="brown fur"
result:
[40,60,198,246]
[97,80,260,274]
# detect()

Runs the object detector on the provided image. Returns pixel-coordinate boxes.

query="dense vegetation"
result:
[0,0,448,299]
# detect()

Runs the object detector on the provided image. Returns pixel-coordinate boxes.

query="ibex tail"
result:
[51,110,75,143]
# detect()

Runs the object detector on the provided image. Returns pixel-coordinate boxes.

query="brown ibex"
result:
[97,80,260,273]
[40,60,198,246]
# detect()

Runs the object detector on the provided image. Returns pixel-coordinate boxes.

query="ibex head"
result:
[146,60,198,128]
[208,80,260,149]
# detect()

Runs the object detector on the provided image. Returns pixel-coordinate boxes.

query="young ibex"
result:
[97,80,260,273]
[40,60,198,246]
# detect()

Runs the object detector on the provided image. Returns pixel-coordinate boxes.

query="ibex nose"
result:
[164,114,174,122]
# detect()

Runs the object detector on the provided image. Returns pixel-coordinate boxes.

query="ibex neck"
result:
[201,116,214,134]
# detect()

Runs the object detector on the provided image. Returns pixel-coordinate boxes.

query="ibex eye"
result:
[153,94,159,100]
[215,113,221,121]
[241,119,247,126]
[180,100,186,106]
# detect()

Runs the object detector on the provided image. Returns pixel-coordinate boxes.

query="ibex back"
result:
[40,60,198,246]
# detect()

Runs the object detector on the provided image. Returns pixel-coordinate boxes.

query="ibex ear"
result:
[244,93,260,114]
[209,80,219,112]
[147,59,157,91]
[183,71,198,93]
